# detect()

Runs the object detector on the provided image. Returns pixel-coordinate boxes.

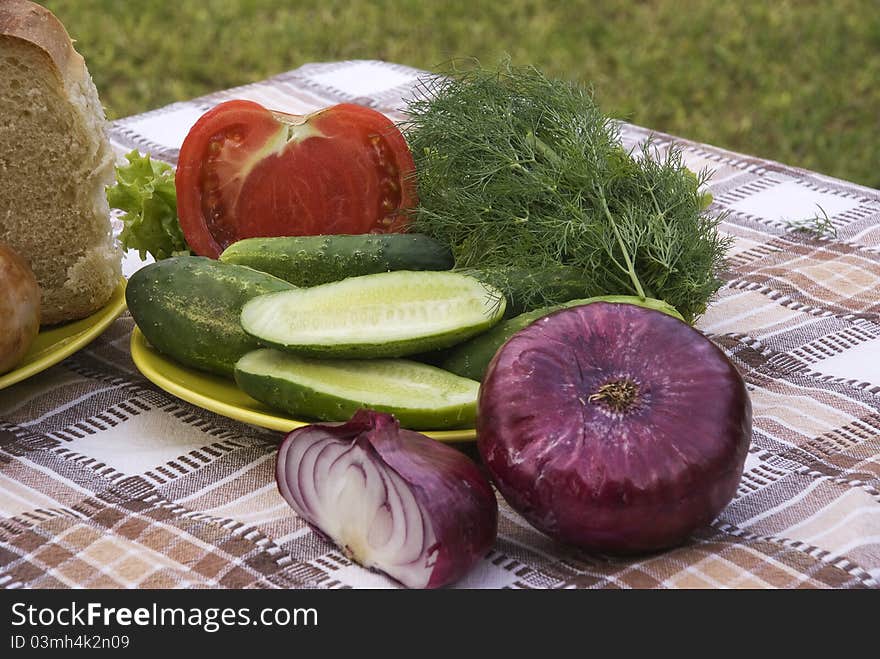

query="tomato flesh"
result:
[175,100,417,258]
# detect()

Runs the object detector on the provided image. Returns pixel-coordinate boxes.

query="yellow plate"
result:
[0,279,128,390]
[129,326,478,443]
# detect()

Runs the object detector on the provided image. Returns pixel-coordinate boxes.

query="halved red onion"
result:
[477,302,752,554]
[276,409,498,588]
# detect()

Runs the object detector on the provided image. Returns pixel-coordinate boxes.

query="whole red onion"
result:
[477,302,751,554]
[276,409,498,588]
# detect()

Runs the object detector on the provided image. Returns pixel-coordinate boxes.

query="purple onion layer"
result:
[276,409,498,588]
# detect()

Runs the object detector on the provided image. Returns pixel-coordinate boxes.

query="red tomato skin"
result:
[175,100,417,258]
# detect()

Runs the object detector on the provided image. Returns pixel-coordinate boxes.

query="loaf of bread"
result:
[0,0,121,325]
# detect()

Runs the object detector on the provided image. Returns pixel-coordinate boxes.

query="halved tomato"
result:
[175,100,417,258]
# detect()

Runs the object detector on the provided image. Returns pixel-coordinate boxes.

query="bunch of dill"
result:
[403,61,730,322]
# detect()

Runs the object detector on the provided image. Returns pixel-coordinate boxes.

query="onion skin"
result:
[477,302,751,554]
[276,409,498,588]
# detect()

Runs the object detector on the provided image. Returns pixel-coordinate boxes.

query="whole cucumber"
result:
[464,265,595,318]
[439,295,685,381]
[126,256,295,377]
[218,234,454,286]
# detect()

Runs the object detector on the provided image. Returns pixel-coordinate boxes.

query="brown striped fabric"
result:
[1,60,878,589]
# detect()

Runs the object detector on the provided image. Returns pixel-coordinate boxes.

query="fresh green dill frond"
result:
[786,205,838,239]
[403,61,730,322]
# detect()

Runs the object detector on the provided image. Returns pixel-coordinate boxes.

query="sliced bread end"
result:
[0,0,121,325]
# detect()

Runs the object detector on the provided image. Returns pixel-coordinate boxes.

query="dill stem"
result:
[597,189,646,300]
[526,131,562,166]
[648,186,663,219]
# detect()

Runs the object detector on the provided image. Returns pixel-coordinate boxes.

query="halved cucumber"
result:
[240,270,505,358]
[234,349,479,429]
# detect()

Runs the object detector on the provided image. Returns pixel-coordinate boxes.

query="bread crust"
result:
[0,0,83,83]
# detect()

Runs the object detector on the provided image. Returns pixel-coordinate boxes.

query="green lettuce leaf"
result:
[107,150,189,260]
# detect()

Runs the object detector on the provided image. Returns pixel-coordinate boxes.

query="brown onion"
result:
[0,242,40,374]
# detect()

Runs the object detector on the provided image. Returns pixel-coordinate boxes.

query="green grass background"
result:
[43,0,880,188]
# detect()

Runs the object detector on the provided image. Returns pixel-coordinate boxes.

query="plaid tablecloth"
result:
[2,60,879,589]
